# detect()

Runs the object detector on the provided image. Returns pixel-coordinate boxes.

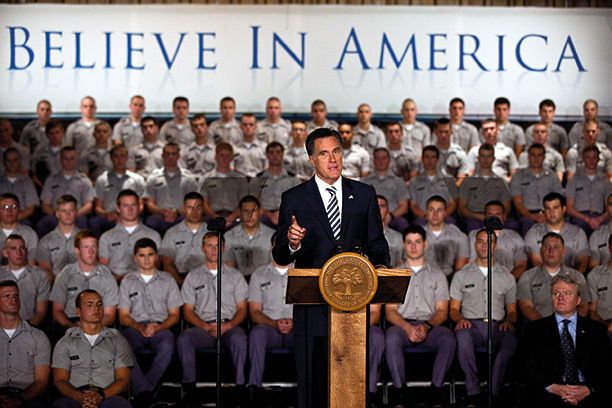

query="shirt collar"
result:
[314,174,342,195]
[555,311,578,327]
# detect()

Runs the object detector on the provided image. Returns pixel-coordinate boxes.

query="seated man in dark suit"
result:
[520,274,612,407]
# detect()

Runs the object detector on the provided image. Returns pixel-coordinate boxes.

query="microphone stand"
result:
[484,216,503,408]
[208,217,227,408]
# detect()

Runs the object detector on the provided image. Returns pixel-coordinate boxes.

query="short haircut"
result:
[494,97,510,107]
[74,229,97,248]
[386,122,403,133]
[216,142,233,155]
[163,142,180,153]
[582,145,600,157]
[434,118,451,129]
[311,99,326,109]
[373,147,390,158]
[266,141,284,153]
[45,119,64,135]
[306,128,342,156]
[202,231,225,245]
[220,96,235,106]
[527,143,545,154]
[173,96,189,106]
[184,192,204,203]
[190,113,207,124]
[56,194,78,207]
[402,225,426,241]
[94,120,111,133]
[402,98,415,106]
[476,227,497,243]
[60,146,76,157]
[133,237,158,255]
[543,192,566,207]
[551,274,581,296]
[426,195,447,208]
[449,97,465,107]
[542,231,565,247]
[240,113,256,122]
[583,99,598,109]
[0,280,18,290]
[481,118,497,128]
[130,95,144,103]
[4,234,25,248]
[539,99,556,110]
[422,145,440,159]
[2,147,20,162]
[75,289,101,309]
[478,143,495,155]
[0,193,19,206]
[116,189,139,207]
[141,116,158,127]
[267,96,280,105]
[110,144,128,156]
[37,99,52,109]
[484,200,505,213]
[239,195,260,210]
[583,120,599,130]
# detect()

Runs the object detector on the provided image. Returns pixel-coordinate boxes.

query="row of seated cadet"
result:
[2,223,611,408]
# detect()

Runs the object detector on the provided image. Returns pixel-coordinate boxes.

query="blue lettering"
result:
[8,26,34,70]
[43,31,63,69]
[197,32,217,70]
[153,33,186,69]
[334,27,370,70]
[251,26,261,69]
[74,32,95,69]
[516,34,547,72]
[497,35,505,72]
[378,33,420,70]
[271,32,306,69]
[458,34,488,71]
[104,32,113,69]
[126,32,145,70]
[428,33,447,71]
[554,36,586,72]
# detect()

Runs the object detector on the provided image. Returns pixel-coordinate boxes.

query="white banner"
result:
[1,5,611,116]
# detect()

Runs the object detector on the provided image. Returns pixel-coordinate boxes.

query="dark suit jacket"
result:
[273,176,390,336]
[520,313,611,406]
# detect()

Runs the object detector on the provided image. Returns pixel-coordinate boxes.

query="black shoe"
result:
[428,385,445,408]
[388,386,409,408]
[462,393,481,408]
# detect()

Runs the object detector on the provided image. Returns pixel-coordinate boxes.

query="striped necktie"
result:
[326,186,341,240]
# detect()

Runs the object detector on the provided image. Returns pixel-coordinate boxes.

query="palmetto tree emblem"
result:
[332,265,363,297]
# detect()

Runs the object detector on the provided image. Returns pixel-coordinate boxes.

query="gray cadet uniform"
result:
[0,174,39,212]
[255,169,301,212]
[64,119,99,153]
[159,120,195,147]
[409,174,456,215]
[247,264,294,387]
[284,146,313,181]
[587,265,612,322]
[458,174,511,231]
[496,122,526,151]
[99,223,162,277]
[19,119,47,153]
[565,142,612,175]
[518,147,565,174]
[517,265,589,318]
[31,145,62,182]
[468,229,526,273]
[177,265,248,384]
[40,173,94,210]
[36,228,80,277]
[384,227,404,267]
[256,118,291,147]
[389,146,419,181]
[341,144,371,180]
[305,119,339,134]
[0,143,31,175]
[524,223,589,269]
[589,223,612,267]
[451,263,517,397]
[438,144,470,178]
[112,117,142,148]
[94,170,146,213]
[400,121,431,152]
[353,124,386,154]
[160,222,208,275]
[0,320,51,391]
[233,140,267,178]
[224,224,275,277]
[0,224,38,263]
[362,171,410,213]
[525,123,569,154]
[78,146,112,182]
[145,169,199,232]
[51,326,133,408]
[466,143,518,180]
[199,171,248,216]
[208,119,242,145]
[569,120,612,148]
[179,141,216,181]
[49,264,119,320]
[450,121,479,153]
[424,224,469,277]
[385,262,456,389]
[566,170,612,231]
[127,140,164,179]
[0,265,49,322]
[119,270,183,394]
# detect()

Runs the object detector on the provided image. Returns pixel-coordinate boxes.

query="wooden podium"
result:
[287,252,411,408]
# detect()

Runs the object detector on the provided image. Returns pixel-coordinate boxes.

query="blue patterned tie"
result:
[326,186,341,241]
[560,319,580,385]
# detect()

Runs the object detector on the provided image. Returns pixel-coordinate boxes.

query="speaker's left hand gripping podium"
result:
[286,252,411,408]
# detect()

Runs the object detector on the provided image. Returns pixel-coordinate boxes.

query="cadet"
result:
[385,226,455,408]
[99,189,161,280]
[385,122,419,182]
[399,98,432,152]
[127,116,165,179]
[517,122,565,181]
[518,233,590,321]
[64,96,100,153]
[118,238,182,406]
[50,230,118,330]
[493,97,525,157]
[587,234,612,344]
[233,114,268,178]
[524,99,569,157]
[0,120,31,177]
[208,96,243,145]
[377,195,404,267]
[0,281,51,408]
[284,121,313,182]
[159,96,195,147]
[0,193,38,266]
[112,95,145,148]
[19,99,52,153]
[305,99,338,133]
[339,123,371,180]
[78,121,112,183]
[256,97,292,147]
[353,103,386,154]
[448,97,479,153]
[569,99,612,147]
[466,119,518,183]
[0,235,49,327]
[0,147,39,222]
[588,193,612,270]
[565,120,612,181]
[31,119,64,188]
[431,118,470,184]
[51,289,132,408]
[180,114,216,180]
[451,229,518,405]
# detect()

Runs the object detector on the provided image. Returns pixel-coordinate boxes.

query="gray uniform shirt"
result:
[518,146,565,174]
[255,169,301,211]
[400,121,431,152]
[65,119,99,153]
[565,171,612,213]
[248,264,293,320]
[256,118,291,147]
[40,172,95,210]
[524,223,590,268]
[31,145,62,180]
[199,172,248,214]
[497,122,526,150]
[569,120,612,148]
[509,168,564,211]
[37,227,80,276]
[118,270,183,323]
[306,119,339,134]
[384,227,404,267]
[450,121,480,153]
[94,171,146,212]
[284,146,313,181]
[19,119,47,153]
[179,142,216,180]
[159,119,195,147]
[181,265,248,322]
[0,174,39,211]
[50,263,119,318]
[0,224,38,262]
[233,140,267,178]
[0,320,50,390]
[525,123,569,154]
[517,265,590,317]
[353,124,386,154]
[51,326,133,389]
[450,263,516,321]
[0,265,50,322]
[99,223,162,277]
[424,224,469,277]
[342,144,371,180]
[466,142,518,179]
[160,222,208,275]
[438,144,470,177]
[78,146,112,182]
[409,173,456,213]
[459,174,511,213]
[224,224,275,276]
[208,119,242,145]
[389,146,419,181]
[588,223,612,265]
[468,229,526,272]
[127,140,164,180]
[362,171,410,213]
[145,169,199,209]
[587,265,612,320]
[396,262,449,321]
[565,142,612,174]
[0,143,30,175]
[112,117,143,148]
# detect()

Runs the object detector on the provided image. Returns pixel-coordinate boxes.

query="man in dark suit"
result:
[273,127,390,408]
[520,274,611,407]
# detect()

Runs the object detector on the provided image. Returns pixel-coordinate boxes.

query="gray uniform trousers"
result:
[122,327,175,394]
[177,326,247,384]
[385,323,456,388]
[369,325,385,393]
[247,324,295,387]
[455,320,517,396]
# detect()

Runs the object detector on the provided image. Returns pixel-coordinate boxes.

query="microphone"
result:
[484,216,504,232]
